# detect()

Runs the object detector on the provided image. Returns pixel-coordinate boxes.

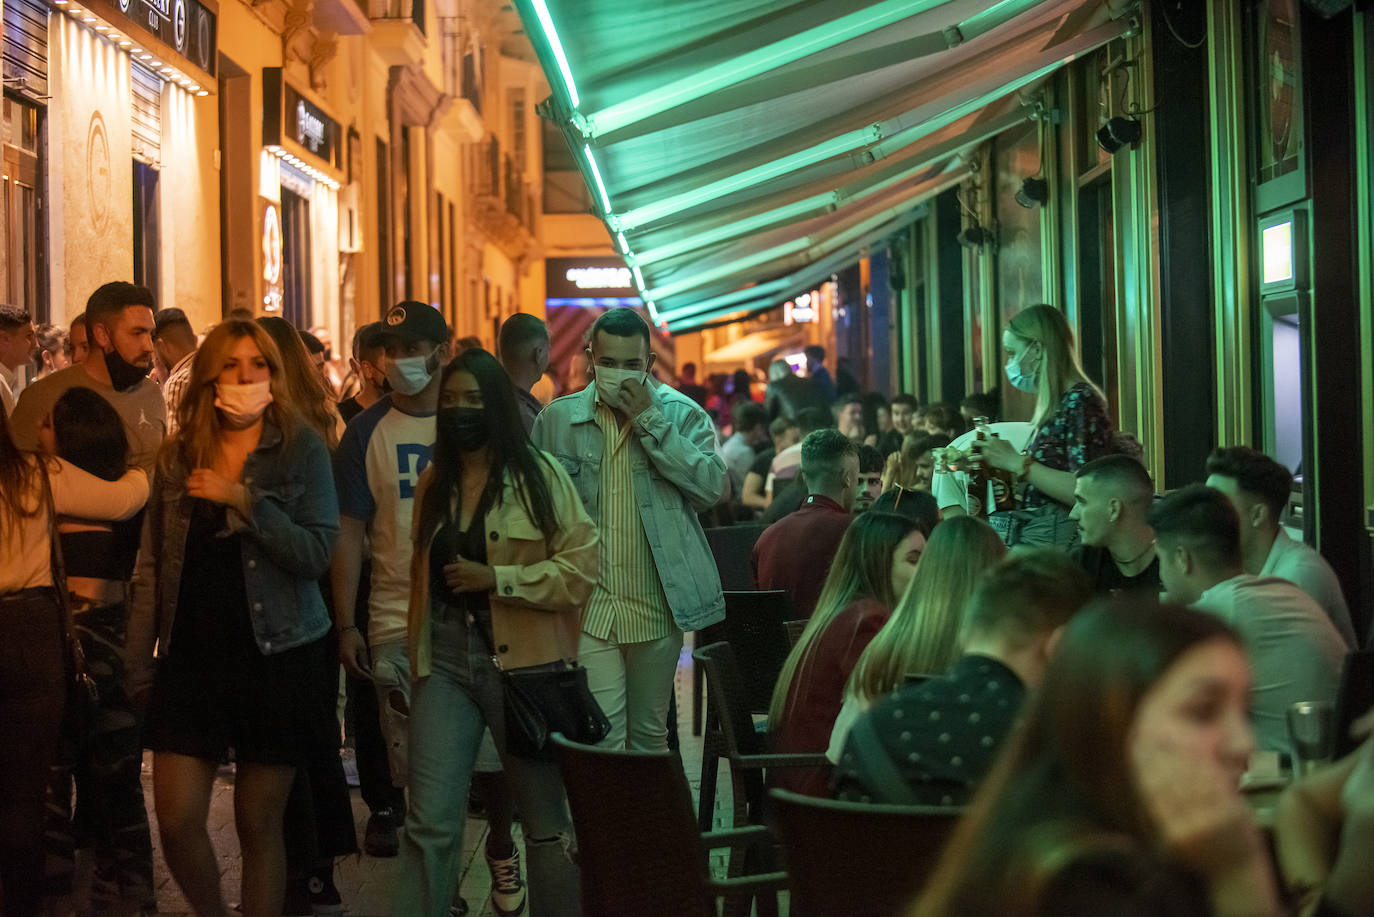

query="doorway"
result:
[280,187,313,328]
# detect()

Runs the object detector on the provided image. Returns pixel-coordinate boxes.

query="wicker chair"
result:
[551,733,786,917]
[768,788,963,917]
[695,591,795,832]
[693,641,827,832]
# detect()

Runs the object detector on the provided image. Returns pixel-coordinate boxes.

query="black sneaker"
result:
[308,869,345,916]
[363,807,400,857]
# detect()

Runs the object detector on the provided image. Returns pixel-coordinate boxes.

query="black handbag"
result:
[478,622,610,760]
[40,463,101,730]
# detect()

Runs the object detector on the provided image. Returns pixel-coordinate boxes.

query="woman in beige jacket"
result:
[395,348,597,917]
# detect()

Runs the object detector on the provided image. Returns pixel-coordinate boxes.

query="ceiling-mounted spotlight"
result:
[957,224,994,250]
[1015,177,1048,208]
[1097,116,1142,154]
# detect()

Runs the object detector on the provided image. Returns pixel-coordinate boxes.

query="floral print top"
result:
[1022,382,1115,509]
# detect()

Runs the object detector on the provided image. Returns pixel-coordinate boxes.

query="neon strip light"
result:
[584,144,612,213]
[529,0,580,108]
[616,124,883,231]
[580,0,952,139]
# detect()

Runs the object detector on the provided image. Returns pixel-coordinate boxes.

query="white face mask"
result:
[215,381,274,428]
[594,365,647,406]
[1004,343,1041,393]
[386,353,436,396]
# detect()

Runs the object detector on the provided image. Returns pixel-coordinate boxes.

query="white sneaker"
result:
[485,844,527,916]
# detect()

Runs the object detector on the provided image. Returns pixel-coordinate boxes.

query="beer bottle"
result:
[966,425,989,519]
[975,416,1018,513]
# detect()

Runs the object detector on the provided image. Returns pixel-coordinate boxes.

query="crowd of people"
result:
[0,290,1369,917]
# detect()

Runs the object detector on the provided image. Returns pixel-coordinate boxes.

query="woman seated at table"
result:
[768,512,928,796]
[911,601,1281,917]
[827,516,1006,760]
[965,304,1115,548]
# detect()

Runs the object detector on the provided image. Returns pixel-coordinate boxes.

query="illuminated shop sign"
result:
[545,257,642,306]
[85,0,217,79]
[262,68,343,172]
[783,290,820,325]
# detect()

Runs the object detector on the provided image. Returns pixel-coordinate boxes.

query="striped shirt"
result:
[582,401,675,643]
[162,351,196,434]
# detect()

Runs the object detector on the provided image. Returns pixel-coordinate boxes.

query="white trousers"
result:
[578,629,684,752]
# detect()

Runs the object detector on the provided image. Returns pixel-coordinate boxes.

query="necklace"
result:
[1111,539,1156,569]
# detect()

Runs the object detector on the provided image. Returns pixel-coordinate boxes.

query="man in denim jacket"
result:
[533,308,726,752]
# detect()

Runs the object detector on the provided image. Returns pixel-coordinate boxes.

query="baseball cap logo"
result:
[386,306,406,326]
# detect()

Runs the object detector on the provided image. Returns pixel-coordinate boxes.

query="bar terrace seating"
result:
[551,733,787,917]
[768,788,963,917]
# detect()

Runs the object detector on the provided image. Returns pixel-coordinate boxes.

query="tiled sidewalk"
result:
[139,644,733,915]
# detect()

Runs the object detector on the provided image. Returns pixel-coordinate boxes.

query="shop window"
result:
[132,160,160,306]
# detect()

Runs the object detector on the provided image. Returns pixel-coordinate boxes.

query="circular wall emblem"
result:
[262,204,282,285]
[86,111,111,235]
[386,306,406,325]
[174,0,187,51]
[196,11,210,71]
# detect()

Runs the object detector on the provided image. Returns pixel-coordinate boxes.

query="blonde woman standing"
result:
[827,516,1006,760]
[970,305,1115,547]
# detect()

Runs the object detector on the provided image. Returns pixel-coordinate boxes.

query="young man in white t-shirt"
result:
[331,302,448,854]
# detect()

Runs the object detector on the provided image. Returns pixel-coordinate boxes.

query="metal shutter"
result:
[1,0,49,99]
[131,63,163,166]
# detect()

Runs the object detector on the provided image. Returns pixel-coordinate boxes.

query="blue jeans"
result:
[394,608,580,916]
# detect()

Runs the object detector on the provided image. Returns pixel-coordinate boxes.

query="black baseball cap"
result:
[377,301,448,345]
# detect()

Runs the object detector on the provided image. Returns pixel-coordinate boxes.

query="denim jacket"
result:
[531,382,726,632]
[126,421,339,694]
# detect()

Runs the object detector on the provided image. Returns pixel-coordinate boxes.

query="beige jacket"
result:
[407,451,598,678]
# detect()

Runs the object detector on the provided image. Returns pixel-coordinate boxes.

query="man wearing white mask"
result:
[533,308,727,751]
[330,301,448,853]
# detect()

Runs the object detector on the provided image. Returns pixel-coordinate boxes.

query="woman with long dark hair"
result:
[395,348,598,916]
[0,398,147,916]
[768,511,926,796]
[41,387,157,912]
[127,319,340,917]
[912,601,1280,916]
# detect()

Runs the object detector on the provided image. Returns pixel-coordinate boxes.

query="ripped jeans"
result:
[394,608,581,916]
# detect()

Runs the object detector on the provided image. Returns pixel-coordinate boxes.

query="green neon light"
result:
[580,0,952,139]
[616,232,630,254]
[635,192,838,266]
[647,236,813,301]
[659,279,792,324]
[529,0,579,109]
[583,144,612,213]
[617,124,882,231]
[631,264,647,291]
[645,300,663,325]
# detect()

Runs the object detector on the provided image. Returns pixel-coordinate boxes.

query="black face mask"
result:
[102,345,151,392]
[438,406,490,453]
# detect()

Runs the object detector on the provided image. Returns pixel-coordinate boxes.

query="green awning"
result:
[515,0,1132,332]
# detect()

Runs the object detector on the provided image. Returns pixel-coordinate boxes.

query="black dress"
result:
[144,499,337,767]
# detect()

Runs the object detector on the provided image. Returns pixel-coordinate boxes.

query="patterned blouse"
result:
[1022,382,1114,509]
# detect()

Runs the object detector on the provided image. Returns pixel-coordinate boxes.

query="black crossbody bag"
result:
[39,462,101,729]
[475,621,610,760]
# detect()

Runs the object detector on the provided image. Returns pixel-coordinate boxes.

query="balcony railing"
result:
[370,0,425,34]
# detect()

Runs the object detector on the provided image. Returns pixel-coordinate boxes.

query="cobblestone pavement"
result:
[134,645,735,915]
